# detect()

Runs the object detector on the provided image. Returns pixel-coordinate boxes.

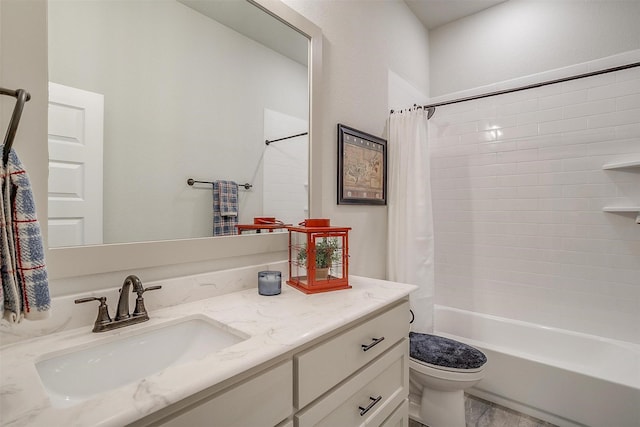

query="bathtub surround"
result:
[429,50,640,344]
[387,108,435,333]
[434,305,640,427]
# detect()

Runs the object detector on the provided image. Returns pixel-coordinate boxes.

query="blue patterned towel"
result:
[213,180,238,236]
[0,146,51,322]
[217,180,238,217]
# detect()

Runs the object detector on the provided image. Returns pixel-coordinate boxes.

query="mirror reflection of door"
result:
[47,82,104,248]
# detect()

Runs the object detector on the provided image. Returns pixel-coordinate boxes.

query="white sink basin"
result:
[35,317,247,408]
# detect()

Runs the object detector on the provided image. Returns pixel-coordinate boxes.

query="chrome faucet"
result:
[75,275,161,332]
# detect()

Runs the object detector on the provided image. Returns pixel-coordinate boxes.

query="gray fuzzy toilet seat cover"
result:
[409,332,487,369]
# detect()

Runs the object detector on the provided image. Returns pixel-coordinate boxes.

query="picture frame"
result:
[337,123,387,205]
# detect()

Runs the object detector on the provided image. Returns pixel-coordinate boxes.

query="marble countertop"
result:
[0,276,416,427]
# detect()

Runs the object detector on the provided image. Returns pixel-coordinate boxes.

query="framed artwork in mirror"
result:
[337,124,387,205]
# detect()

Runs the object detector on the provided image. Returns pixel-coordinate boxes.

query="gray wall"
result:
[0,0,49,244]
[429,0,640,96]
[282,0,431,279]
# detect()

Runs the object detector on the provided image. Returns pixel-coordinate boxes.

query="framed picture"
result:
[337,123,387,205]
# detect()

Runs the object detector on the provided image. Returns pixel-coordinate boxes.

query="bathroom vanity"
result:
[0,274,416,427]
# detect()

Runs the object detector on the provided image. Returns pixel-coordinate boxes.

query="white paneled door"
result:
[47,82,104,248]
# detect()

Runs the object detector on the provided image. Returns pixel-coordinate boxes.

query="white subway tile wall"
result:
[430,52,640,343]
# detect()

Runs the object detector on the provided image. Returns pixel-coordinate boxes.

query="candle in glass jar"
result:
[258,271,281,296]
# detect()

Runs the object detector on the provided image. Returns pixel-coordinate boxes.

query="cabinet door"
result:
[296,301,408,408]
[380,399,409,427]
[295,341,408,427]
[157,360,292,427]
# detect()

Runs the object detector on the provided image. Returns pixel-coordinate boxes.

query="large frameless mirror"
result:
[47,0,309,248]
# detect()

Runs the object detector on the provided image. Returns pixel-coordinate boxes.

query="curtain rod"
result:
[265,131,308,145]
[390,61,640,119]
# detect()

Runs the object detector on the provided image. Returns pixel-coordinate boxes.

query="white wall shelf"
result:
[602,160,640,222]
[602,207,640,212]
[603,207,640,224]
[602,159,640,169]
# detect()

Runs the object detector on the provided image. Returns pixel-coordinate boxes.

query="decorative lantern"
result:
[287,219,351,294]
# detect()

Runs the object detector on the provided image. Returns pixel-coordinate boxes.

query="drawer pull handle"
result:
[361,336,385,351]
[358,395,382,416]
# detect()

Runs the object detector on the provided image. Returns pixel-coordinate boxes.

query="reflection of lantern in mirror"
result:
[287,219,351,294]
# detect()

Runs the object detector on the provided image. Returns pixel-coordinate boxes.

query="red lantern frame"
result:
[287,220,351,294]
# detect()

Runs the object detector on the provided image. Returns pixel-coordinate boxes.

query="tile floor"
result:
[409,394,558,427]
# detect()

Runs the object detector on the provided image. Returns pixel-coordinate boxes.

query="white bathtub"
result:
[433,305,640,427]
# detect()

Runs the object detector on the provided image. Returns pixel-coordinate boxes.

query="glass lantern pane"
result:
[291,230,308,285]
[311,233,344,282]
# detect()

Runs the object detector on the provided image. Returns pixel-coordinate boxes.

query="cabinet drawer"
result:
[295,340,409,427]
[156,360,292,427]
[296,301,409,408]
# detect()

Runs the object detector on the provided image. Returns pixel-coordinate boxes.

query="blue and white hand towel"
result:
[218,180,238,217]
[213,180,238,236]
[0,146,51,322]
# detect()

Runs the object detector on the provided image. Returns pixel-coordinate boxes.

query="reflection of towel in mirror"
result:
[217,180,238,217]
[0,147,51,322]
[213,180,238,236]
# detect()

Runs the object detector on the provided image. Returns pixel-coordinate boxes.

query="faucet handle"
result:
[75,296,112,332]
[75,296,105,305]
[132,285,162,296]
[132,285,162,317]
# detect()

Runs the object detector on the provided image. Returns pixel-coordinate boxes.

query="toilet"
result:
[408,332,487,427]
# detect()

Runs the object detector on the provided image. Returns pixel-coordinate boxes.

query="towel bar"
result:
[187,178,252,190]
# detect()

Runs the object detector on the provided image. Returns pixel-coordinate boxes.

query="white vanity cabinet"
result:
[381,399,410,427]
[134,299,410,427]
[152,360,293,427]
[1,274,417,427]
[294,300,409,426]
[295,340,408,427]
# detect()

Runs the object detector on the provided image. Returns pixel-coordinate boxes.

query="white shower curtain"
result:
[387,108,434,333]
